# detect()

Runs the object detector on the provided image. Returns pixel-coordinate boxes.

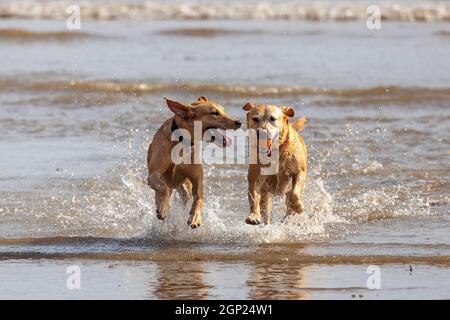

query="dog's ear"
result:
[282,106,295,118]
[242,102,255,111]
[164,97,194,119]
[197,96,208,102]
[292,117,307,131]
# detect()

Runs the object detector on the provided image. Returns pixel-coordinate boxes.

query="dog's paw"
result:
[296,201,305,214]
[188,219,201,229]
[187,215,201,229]
[156,210,165,220]
[287,198,304,214]
[189,222,201,229]
[282,214,294,224]
[245,214,261,225]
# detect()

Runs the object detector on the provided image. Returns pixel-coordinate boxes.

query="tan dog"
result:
[147,96,241,228]
[242,103,307,225]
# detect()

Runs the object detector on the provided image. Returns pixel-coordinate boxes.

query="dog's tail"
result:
[292,117,307,132]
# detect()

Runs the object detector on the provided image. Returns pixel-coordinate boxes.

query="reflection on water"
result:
[153,261,211,300]
[147,259,310,300]
[152,258,309,299]
[1,258,449,299]
[247,263,308,299]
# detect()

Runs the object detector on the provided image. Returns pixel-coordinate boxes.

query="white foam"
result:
[121,169,343,244]
[0,1,449,22]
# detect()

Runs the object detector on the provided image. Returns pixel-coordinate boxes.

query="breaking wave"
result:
[0,1,449,22]
[0,28,96,41]
[1,78,450,103]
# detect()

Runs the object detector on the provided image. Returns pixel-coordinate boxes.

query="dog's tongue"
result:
[217,129,232,147]
[258,138,273,157]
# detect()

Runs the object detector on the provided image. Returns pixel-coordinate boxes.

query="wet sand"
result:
[1,259,449,299]
[0,215,449,299]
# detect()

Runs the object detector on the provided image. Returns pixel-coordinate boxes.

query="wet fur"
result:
[243,103,307,225]
[147,96,241,228]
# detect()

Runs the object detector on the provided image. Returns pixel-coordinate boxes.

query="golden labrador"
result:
[242,103,307,225]
[147,96,241,228]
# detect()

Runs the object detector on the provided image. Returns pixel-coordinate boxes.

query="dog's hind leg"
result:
[176,180,192,207]
[155,186,172,220]
[284,174,305,221]
[285,190,304,214]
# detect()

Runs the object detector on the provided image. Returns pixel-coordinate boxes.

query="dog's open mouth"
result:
[258,138,273,157]
[205,127,232,147]
[260,147,272,157]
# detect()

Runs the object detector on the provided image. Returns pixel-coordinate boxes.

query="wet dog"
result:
[147,96,241,228]
[242,103,307,225]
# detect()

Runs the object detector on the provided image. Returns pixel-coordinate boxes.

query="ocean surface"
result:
[0,0,449,299]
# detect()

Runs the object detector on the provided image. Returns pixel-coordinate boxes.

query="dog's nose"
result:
[234,120,242,128]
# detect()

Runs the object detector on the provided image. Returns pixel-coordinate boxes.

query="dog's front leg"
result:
[147,155,171,192]
[260,192,272,225]
[155,186,172,220]
[148,156,173,220]
[245,165,266,225]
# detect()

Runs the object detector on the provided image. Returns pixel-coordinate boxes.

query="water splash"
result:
[1,123,435,243]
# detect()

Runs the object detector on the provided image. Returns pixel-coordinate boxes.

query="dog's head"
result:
[165,96,241,145]
[242,103,294,151]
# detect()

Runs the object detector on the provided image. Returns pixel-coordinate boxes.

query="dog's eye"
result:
[269,116,277,122]
[212,111,220,116]
[252,117,260,122]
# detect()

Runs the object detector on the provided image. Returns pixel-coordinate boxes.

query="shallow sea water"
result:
[0,2,449,299]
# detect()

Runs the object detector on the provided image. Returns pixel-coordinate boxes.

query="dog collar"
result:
[171,119,194,146]
[171,118,179,133]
